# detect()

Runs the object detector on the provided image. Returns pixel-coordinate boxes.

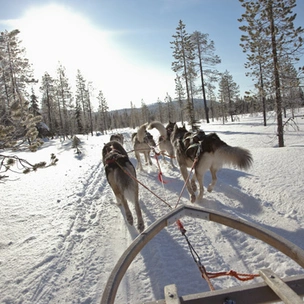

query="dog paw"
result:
[191,179,197,192]
[197,193,204,201]
[207,185,213,192]
[137,222,145,233]
[126,214,134,226]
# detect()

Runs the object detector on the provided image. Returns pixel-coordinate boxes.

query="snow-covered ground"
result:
[1,109,304,304]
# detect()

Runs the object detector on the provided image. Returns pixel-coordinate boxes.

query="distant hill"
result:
[108,98,211,114]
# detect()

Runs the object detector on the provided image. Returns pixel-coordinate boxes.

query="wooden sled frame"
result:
[100,205,304,304]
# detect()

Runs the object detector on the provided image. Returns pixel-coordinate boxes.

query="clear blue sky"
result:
[1,0,303,111]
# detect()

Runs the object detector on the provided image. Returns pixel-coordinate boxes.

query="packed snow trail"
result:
[1,114,304,304]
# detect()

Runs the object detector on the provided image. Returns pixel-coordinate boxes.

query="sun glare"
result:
[5,3,176,110]
[17,5,115,75]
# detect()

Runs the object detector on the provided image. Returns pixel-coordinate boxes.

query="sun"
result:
[15,4,116,77]
[4,3,177,110]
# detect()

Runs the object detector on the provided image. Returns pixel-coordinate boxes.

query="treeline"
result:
[1,0,304,151]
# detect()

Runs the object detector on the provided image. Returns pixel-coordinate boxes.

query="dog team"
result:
[102,121,253,233]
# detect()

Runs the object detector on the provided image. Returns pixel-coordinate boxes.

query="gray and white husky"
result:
[132,123,156,171]
[102,140,144,232]
[148,121,176,167]
[170,123,253,202]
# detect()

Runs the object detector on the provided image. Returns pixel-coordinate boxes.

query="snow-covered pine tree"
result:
[0,29,42,151]
[40,72,56,137]
[0,30,57,179]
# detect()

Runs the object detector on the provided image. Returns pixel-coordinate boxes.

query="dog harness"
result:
[183,130,206,161]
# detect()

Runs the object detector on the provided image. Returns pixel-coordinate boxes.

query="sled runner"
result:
[100,205,304,304]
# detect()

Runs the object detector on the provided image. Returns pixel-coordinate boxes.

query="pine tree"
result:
[171,20,197,129]
[75,70,94,135]
[174,75,185,124]
[55,64,69,139]
[156,97,164,122]
[0,30,57,179]
[0,29,42,151]
[206,82,217,122]
[140,99,150,124]
[97,90,108,134]
[40,72,56,136]
[280,61,302,118]
[239,14,271,126]
[29,88,40,116]
[86,82,94,136]
[191,31,221,123]
[75,96,83,134]
[218,70,240,122]
[164,93,174,122]
[239,0,304,147]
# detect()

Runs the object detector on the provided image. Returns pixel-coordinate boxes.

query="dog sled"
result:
[101,205,304,304]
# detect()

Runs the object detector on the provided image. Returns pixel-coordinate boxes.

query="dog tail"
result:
[216,145,253,170]
[147,121,167,138]
[136,123,148,142]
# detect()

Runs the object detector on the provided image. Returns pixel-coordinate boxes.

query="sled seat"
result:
[144,271,304,304]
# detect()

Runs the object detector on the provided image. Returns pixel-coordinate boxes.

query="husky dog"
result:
[132,123,156,171]
[102,140,144,232]
[148,121,175,167]
[171,123,253,202]
[110,133,124,145]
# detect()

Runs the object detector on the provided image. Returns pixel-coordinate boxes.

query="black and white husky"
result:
[170,123,253,202]
[148,121,176,167]
[102,140,144,232]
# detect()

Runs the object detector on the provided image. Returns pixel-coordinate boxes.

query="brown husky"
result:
[148,121,176,167]
[102,140,144,232]
[170,123,253,202]
[132,123,156,171]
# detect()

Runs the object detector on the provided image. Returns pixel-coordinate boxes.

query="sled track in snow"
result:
[24,160,120,303]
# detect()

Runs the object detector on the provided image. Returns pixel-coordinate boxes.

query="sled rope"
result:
[176,218,260,292]
[152,148,168,184]
[205,270,260,281]
[114,160,172,209]
[174,157,198,209]
[114,142,259,290]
